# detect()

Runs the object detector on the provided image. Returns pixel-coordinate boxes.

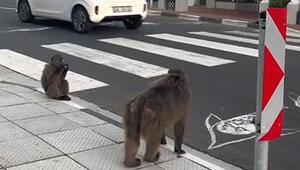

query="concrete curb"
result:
[149,9,259,28]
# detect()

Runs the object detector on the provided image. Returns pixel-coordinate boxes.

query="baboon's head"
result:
[50,54,64,68]
[168,69,186,81]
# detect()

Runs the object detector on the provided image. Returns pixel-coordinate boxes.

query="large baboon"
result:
[41,54,71,101]
[123,69,190,167]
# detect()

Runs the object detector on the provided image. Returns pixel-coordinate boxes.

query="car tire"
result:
[72,6,93,33]
[18,0,34,23]
[123,18,143,30]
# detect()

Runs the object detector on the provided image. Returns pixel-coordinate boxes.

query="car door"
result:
[42,0,73,19]
[26,0,44,15]
[31,0,72,19]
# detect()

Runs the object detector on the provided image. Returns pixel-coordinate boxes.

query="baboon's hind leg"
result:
[174,118,186,154]
[124,137,141,167]
[46,85,61,99]
[59,80,71,101]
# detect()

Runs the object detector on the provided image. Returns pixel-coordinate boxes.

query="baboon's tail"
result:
[125,97,145,140]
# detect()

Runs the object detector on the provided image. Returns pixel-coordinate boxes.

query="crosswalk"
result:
[0,29,299,92]
[42,43,168,78]
[0,49,108,92]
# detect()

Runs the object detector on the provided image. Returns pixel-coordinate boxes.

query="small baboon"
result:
[123,69,190,167]
[41,54,71,101]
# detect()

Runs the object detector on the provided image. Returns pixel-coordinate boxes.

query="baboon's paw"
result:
[124,158,141,167]
[59,96,71,101]
[144,152,160,163]
[175,148,186,154]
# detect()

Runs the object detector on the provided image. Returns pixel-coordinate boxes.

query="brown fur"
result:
[123,69,190,167]
[41,54,71,101]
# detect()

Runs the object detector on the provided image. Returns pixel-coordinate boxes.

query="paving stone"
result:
[16,91,51,103]
[0,103,54,121]
[0,115,7,123]
[70,144,152,170]
[158,157,208,170]
[39,128,114,154]
[38,101,79,114]
[139,166,165,170]
[62,111,106,127]
[15,115,81,135]
[0,82,12,88]
[0,73,40,88]
[0,122,32,142]
[1,85,35,94]
[90,124,124,143]
[0,137,62,168]
[0,90,28,107]
[7,156,87,170]
[0,66,14,77]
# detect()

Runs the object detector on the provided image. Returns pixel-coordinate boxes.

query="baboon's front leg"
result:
[161,132,167,145]
[144,129,162,162]
[174,119,186,154]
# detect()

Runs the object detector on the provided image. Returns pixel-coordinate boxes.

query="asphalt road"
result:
[1,1,300,170]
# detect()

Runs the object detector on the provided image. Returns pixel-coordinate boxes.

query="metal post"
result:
[254,11,269,170]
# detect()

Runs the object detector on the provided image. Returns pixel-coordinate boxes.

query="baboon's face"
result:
[51,55,65,68]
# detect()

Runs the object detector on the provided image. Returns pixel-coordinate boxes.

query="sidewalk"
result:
[0,65,243,170]
[149,6,300,31]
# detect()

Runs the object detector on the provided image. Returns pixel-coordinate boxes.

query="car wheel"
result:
[72,6,93,33]
[123,18,143,30]
[18,0,34,23]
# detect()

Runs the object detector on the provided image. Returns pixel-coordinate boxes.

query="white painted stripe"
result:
[5,27,50,33]
[179,14,200,21]
[225,30,258,37]
[288,38,300,44]
[189,31,258,44]
[164,144,226,170]
[265,12,286,71]
[261,78,284,136]
[0,49,108,92]
[147,33,258,57]
[190,31,300,52]
[99,38,235,67]
[142,22,158,26]
[63,101,86,110]
[221,19,248,27]
[0,7,15,11]
[225,30,300,44]
[42,43,168,78]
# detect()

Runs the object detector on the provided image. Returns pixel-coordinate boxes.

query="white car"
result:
[16,0,147,33]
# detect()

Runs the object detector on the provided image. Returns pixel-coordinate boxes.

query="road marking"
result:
[99,38,235,67]
[42,43,168,78]
[0,7,15,11]
[221,19,249,27]
[63,101,86,110]
[142,22,158,26]
[225,30,300,44]
[147,33,258,57]
[4,27,50,33]
[189,31,300,52]
[0,49,108,92]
